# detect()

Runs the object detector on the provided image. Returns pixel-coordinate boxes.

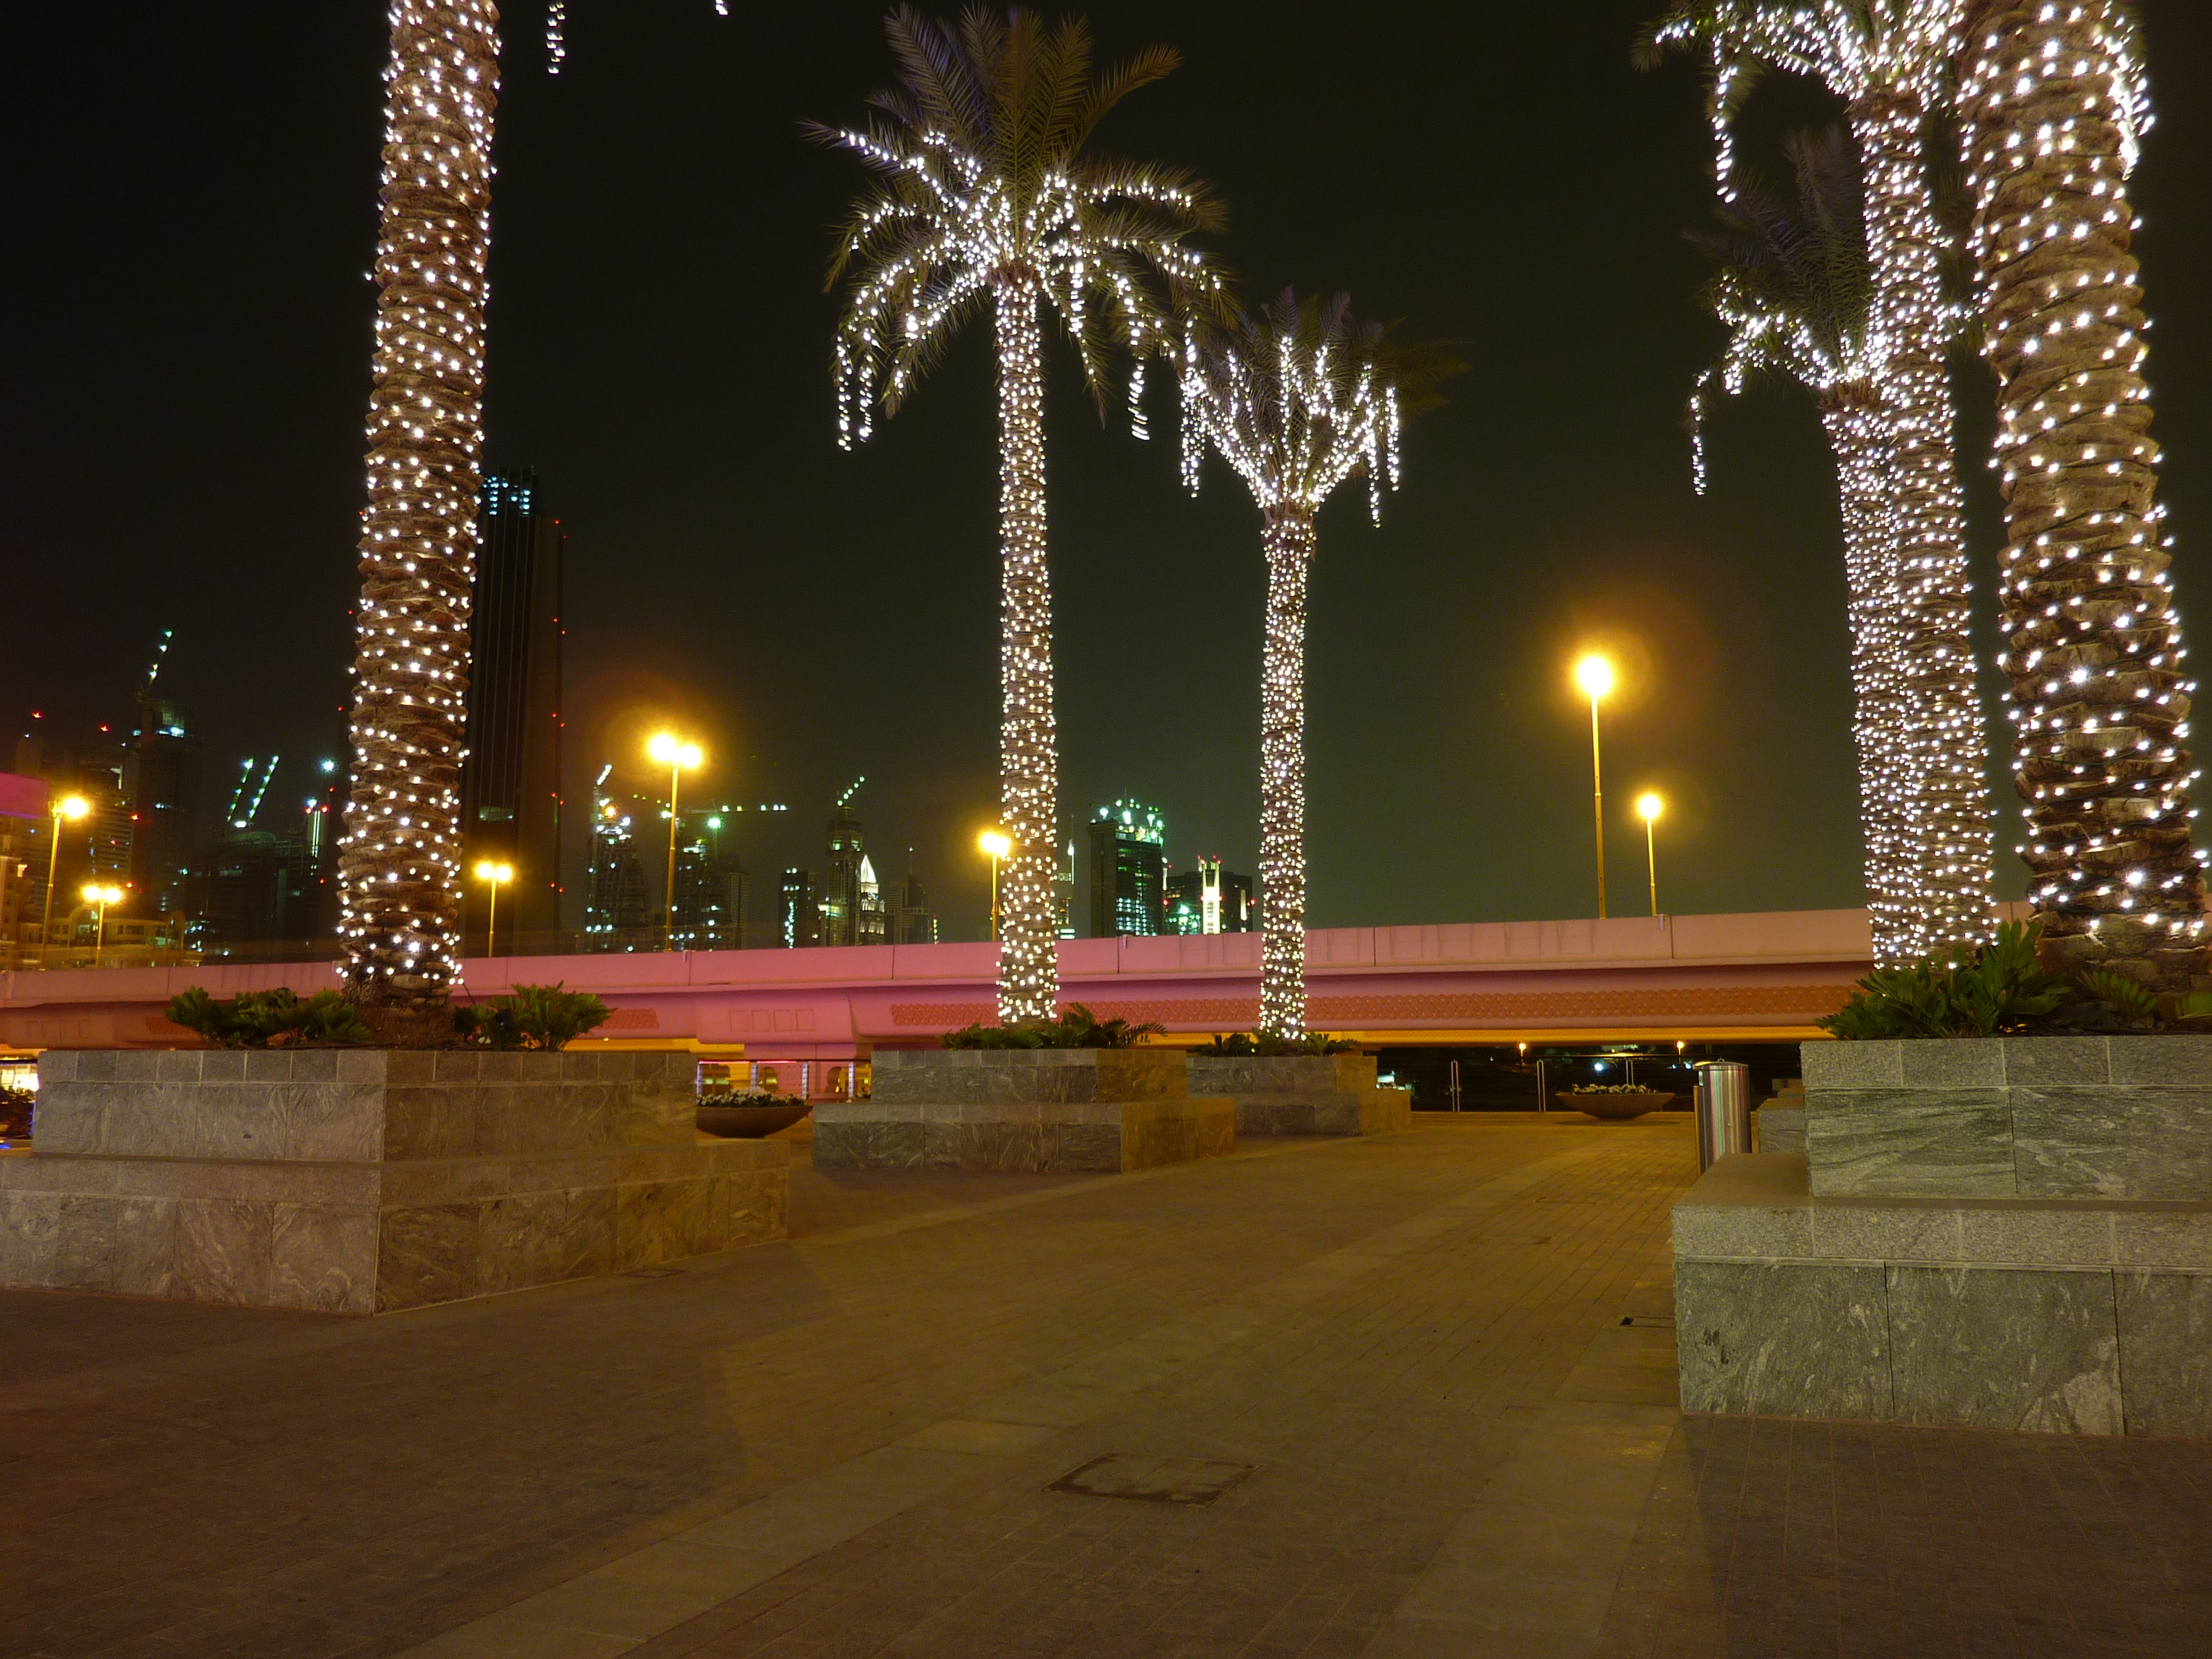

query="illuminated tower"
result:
[1086,801,1166,938]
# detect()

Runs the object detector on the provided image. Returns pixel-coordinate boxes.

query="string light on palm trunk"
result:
[820,10,1220,1024]
[1175,292,1410,1039]
[338,0,500,1010]
[1959,0,2205,979]
[1654,1,1998,957]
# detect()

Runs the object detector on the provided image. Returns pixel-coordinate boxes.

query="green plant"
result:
[454,984,609,1051]
[698,1090,807,1110]
[167,987,373,1048]
[941,1002,1166,1051]
[1561,1084,1668,1095]
[1196,1030,1361,1056]
[1820,920,2066,1039]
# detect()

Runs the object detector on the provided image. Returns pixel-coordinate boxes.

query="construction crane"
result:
[837,776,865,809]
[227,757,280,830]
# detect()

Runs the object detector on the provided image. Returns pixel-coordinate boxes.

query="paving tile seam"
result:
[387,1135,1644,1659]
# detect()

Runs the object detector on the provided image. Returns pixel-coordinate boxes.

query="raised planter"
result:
[0,1049,788,1314]
[1185,1052,1411,1136]
[1672,1036,2212,1436]
[816,1048,1233,1172]
[1802,1035,2212,1199]
[1555,1090,1672,1121]
[696,1102,810,1139]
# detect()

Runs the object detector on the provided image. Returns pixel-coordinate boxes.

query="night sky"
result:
[6,2,2211,939]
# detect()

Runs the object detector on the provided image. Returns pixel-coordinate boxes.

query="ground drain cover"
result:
[1620,1315,1675,1329]
[625,1266,686,1279]
[1050,1455,1254,1507]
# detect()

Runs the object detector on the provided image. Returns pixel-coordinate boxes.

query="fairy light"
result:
[1959,0,2205,979]
[1657,2,1997,957]
[1688,132,1916,962]
[545,3,727,75]
[337,1,499,1010]
[821,12,1218,1023]
[1175,294,1404,1037]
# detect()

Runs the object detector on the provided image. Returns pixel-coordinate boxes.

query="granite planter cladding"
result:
[816,1048,1234,1172]
[1802,1036,2212,1200]
[1671,1151,2212,1436]
[1184,1053,1413,1136]
[0,1050,787,1314]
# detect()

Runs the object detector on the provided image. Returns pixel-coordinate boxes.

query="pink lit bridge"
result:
[0,908,1883,1065]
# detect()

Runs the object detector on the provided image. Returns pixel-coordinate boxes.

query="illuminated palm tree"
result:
[1645,1,1996,957]
[820,5,1220,1022]
[1689,128,1919,960]
[338,1,501,1011]
[1176,292,1451,1036]
[1956,1,2204,985]
[541,1,729,74]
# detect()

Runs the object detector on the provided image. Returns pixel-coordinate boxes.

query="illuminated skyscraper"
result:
[585,771,651,951]
[893,853,936,944]
[780,868,821,948]
[1087,800,1165,938]
[1166,857,1254,935]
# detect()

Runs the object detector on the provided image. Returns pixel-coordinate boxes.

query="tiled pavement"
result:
[2,1116,2207,1659]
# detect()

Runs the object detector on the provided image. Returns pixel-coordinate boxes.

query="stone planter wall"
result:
[816,1048,1233,1172]
[0,1049,787,1313]
[1803,1036,2212,1199]
[1184,1053,1412,1136]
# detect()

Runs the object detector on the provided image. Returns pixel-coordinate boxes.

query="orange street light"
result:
[79,882,122,967]
[646,733,703,950]
[40,794,90,970]
[1635,792,1664,917]
[978,829,1011,939]
[1572,655,1615,918]
[474,860,515,957]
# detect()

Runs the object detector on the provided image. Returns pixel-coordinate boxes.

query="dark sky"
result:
[6,2,2210,939]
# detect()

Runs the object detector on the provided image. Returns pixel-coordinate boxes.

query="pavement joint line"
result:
[390,1133,1640,1659]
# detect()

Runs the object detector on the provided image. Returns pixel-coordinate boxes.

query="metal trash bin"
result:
[1694,1061,1752,1171]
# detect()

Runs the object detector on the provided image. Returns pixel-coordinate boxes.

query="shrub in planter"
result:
[941,1002,1164,1050]
[167,987,372,1048]
[454,983,611,1050]
[1196,1030,1360,1056]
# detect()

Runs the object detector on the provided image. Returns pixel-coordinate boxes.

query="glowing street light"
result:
[473,860,515,958]
[1573,655,1615,918]
[1635,792,1665,917]
[978,829,1012,940]
[646,733,703,951]
[79,882,122,967]
[40,794,89,970]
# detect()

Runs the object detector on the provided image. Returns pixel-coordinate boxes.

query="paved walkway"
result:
[3,1117,2207,1659]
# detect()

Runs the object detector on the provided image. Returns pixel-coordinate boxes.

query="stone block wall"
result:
[0,1050,786,1314]
[1184,1053,1410,1136]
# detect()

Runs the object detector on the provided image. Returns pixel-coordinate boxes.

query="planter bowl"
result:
[697,1102,810,1139]
[1558,1091,1673,1121]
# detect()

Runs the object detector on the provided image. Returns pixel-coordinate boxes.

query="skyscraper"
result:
[127,638,203,918]
[1166,857,1255,936]
[780,868,820,948]
[461,468,563,940]
[584,772,652,951]
[856,854,888,945]
[1054,837,1076,939]
[893,854,936,945]
[1087,801,1166,938]
[820,782,865,947]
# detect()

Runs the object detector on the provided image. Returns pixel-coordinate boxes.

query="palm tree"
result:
[337,1,501,1012]
[1689,128,1922,962]
[1956,1,2204,986]
[819,6,1221,1022]
[1645,1,1997,957]
[1175,292,1452,1037]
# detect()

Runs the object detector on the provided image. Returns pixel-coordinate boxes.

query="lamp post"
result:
[39,794,89,969]
[978,830,1011,940]
[473,860,514,957]
[646,733,703,950]
[1573,655,1615,918]
[1636,792,1664,917]
[79,883,122,968]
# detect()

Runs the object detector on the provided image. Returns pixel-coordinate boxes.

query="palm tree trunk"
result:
[1959,1,2205,987]
[1852,85,1997,957]
[1258,506,1313,1037]
[992,273,1059,1023]
[1819,384,1913,963]
[338,0,500,1012]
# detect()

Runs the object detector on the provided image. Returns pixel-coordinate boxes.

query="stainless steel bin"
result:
[1694,1061,1752,1171]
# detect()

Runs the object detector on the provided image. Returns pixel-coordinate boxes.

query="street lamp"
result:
[646,732,703,951]
[1573,655,1615,918]
[473,860,514,957]
[79,883,122,967]
[39,794,89,970]
[978,830,1011,940]
[1635,792,1664,917]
